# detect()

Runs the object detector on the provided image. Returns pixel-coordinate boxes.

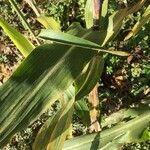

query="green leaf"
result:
[0,17,35,57]
[85,0,93,29]
[101,104,150,128]
[74,98,90,126]
[100,0,109,30]
[33,88,75,150]
[101,109,126,128]
[75,55,104,100]
[0,23,103,147]
[101,0,146,46]
[8,0,39,44]
[0,23,106,147]
[100,132,129,150]
[39,29,129,56]
[124,5,150,41]
[0,21,128,148]
[63,105,150,150]
[140,127,150,142]
[66,22,87,37]
[0,42,96,147]
[39,29,101,49]
[37,15,61,31]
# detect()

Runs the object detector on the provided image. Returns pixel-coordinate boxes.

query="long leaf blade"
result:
[33,89,75,150]
[39,29,101,49]
[0,17,35,57]
[100,0,109,30]
[101,0,146,46]
[63,105,150,150]
[39,29,129,56]
[74,99,90,126]
[75,55,104,100]
[85,0,93,29]
[0,43,95,147]
[0,23,105,147]
[124,5,150,41]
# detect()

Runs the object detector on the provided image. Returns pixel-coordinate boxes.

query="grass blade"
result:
[39,29,129,56]
[33,88,75,150]
[0,17,35,57]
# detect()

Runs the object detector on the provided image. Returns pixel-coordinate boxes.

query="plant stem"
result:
[88,0,102,133]
[93,0,101,29]
[88,83,101,132]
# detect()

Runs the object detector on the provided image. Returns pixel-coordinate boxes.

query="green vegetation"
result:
[0,0,150,149]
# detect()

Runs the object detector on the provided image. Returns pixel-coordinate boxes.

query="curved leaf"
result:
[74,99,90,126]
[33,89,75,150]
[75,55,104,100]
[63,105,150,150]
[0,17,35,57]
[101,0,146,46]
[0,25,103,147]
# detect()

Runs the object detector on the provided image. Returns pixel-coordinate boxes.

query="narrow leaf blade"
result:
[124,5,150,41]
[0,17,35,57]
[75,55,104,100]
[33,89,75,150]
[101,0,146,46]
[74,99,90,126]
[63,105,150,150]
[85,0,93,28]
[0,26,101,147]
[39,29,101,49]
[100,0,109,30]
[39,29,129,56]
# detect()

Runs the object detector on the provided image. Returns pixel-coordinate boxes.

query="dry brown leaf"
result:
[144,88,150,95]
[88,84,101,132]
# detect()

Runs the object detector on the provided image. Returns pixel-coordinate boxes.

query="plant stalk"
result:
[88,83,101,132]
[92,0,101,29]
[88,0,102,133]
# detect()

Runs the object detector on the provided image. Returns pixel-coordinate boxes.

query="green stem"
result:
[8,0,40,45]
